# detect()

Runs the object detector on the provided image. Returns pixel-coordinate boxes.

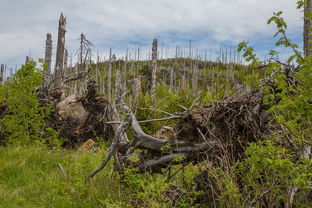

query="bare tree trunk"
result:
[25,56,30,65]
[64,49,68,71]
[192,62,198,93]
[54,13,66,88]
[132,77,141,105]
[170,67,174,93]
[304,0,312,57]
[44,33,52,87]
[0,64,4,84]
[79,33,84,73]
[121,52,128,104]
[114,69,121,104]
[151,39,158,104]
[107,49,112,100]
[96,52,99,83]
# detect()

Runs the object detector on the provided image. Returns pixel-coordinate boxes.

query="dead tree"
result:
[107,49,112,101]
[95,52,100,83]
[78,33,93,73]
[132,77,141,105]
[44,33,52,87]
[192,62,198,93]
[25,56,30,65]
[64,49,68,71]
[114,69,121,104]
[151,39,158,104]
[54,13,66,88]
[304,0,312,57]
[0,64,4,84]
[121,52,128,104]
[169,67,174,93]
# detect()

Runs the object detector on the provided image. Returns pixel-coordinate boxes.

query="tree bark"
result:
[114,69,121,104]
[107,49,112,100]
[44,33,52,87]
[54,13,66,88]
[0,64,4,84]
[151,39,158,104]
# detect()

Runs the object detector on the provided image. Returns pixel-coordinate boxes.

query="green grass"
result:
[0,146,131,208]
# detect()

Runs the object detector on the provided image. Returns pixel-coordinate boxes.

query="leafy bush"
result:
[0,60,58,145]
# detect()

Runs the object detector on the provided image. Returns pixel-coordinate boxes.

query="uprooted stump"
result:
[87,88,270,180]
[175,89,270,164]
[48,80,128,147]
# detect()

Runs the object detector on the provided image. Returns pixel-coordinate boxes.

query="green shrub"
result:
[0,60,58,145]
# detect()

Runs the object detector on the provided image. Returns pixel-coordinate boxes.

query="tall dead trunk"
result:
[54,13,66,88]
[44,33,52,87]
[132,77,141,105]
[151,39,158,104]
[96,52,99,83]
[114,69,121,104]
[121,52,128,104]
[304,0,312,57]
[0,64,4,84]
[25,56,30,65]
[192,62,198,93]
[107,49,112,100]
[79,33,84,73]
[64,48,68,71]
[169,67,174,93]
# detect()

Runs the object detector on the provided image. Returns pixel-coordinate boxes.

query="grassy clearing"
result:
[0,145,131,208]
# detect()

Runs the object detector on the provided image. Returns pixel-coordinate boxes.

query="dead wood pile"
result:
[48,80,126,147]
[87,88,270,179]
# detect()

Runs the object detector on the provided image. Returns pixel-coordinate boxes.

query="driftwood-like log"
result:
[86,104,218,180]
[86,115,130,181]
[54,13,66,88]
[150,39,158,104]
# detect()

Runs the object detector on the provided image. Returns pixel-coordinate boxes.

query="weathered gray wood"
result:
[107,48,112,100]
[120,52,128,104]
[192,61,198,93]
[132,77,141,105]
[169,67,174,93]
[151,39,158,104]
[114,69,121,104]
[64,48,68,71]
[0,64,4,84]
[95,51,99,83]
[44,33,52,87]
[54,13,66,88]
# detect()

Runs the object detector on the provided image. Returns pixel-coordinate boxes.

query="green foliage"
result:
[267,11,302,62]
[0,61,58,145]
[237,140,312,207]
[238,41,260,65]
[233,2,312,206]
[123,163,201,208]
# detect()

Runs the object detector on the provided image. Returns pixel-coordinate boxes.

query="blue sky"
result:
[0,0,303,70]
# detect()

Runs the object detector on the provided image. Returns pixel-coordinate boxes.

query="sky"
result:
[0,0,303,71]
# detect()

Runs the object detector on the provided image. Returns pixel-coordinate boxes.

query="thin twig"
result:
[85,115,129,182]
[104,115,181,124]
[58,163,67,178]
[248,184,275,208]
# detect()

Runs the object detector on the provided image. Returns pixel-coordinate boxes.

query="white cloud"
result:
[0,0,303,67]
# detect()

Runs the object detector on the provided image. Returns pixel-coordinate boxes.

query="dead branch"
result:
[85,114,130,181]
[137,154,185,170]
[248,183,275,208]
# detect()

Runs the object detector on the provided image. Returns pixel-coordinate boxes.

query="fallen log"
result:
[86,88,267,179]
